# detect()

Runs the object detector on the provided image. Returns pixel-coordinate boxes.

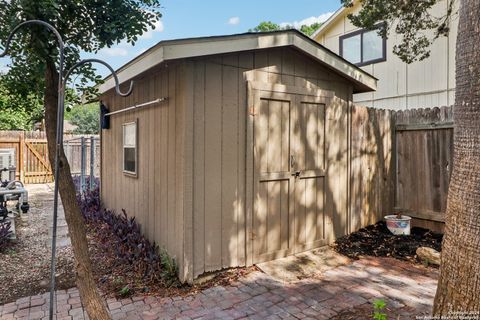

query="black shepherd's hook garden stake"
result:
[64,58,134,97]
[0,20,66,320]
[0,20,133,320]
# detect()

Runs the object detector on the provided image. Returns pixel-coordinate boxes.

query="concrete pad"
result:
[47,237,71,248]
[256,246,351,282]
[21,184,71,248]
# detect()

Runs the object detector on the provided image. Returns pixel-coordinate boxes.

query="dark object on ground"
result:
[0,220,12,251]
[333,221,442,265]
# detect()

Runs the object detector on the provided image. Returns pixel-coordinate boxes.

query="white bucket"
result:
[384,215,412,235]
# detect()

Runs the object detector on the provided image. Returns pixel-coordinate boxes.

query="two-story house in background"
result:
[312,0,458,109]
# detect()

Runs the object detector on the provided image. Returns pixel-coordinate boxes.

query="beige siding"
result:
[190,54,248,278]
[314,0,458,109]
[100,63,187,282]
[101,47,386,283]
[186,47,353,280]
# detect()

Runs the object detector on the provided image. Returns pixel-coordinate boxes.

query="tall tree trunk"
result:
[433,0,480,314]
[44,61,111,320]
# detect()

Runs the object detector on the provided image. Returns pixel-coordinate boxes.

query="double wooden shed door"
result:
[250,85,333,263]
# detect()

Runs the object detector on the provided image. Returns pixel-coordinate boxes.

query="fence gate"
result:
[23,139,54,184]
[395,106,453,233]
[0,131,100,184]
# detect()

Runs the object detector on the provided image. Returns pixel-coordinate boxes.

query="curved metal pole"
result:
[1,20,134,320]
[64,58,133,97]
[0,20,64,58]
[0,20,65,320]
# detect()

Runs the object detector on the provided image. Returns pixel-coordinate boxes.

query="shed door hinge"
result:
[249,107,256,116]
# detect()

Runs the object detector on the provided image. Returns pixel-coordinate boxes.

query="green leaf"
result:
[0,0,163,125]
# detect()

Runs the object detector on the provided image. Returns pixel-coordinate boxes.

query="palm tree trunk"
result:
[44,61,111,320]
[433,0,480,314]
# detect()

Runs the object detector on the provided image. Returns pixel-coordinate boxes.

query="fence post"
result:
[89,136,95,190]
[80,136,86,194]
[19,131,25,183]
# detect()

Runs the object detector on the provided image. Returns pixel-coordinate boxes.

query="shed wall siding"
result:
[101,47,385,283]
[190,55,248,278]
[188,47,353,280]
[100,63,187,281]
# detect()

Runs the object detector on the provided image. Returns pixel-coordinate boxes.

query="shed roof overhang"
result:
[99,30,377,94]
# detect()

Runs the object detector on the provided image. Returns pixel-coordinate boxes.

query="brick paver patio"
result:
[0,256,438,320]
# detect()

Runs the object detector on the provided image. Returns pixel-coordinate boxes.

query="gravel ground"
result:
[0,185,75,304]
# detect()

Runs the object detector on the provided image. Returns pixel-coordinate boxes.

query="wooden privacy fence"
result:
[350,106,396,233]
[0,131,100,184]
[395,106,453,232]
[349,105,453,233]
[0,131,51,183]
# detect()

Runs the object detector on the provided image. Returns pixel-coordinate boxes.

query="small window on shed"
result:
[123,121,137,176]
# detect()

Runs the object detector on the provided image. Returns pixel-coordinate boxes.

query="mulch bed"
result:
[87,225,258,300]
[332,221,443,265]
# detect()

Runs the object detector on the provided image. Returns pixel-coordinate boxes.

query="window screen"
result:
[123,121,137,175]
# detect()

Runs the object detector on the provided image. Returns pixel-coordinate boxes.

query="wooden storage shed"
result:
[99,30,377,283]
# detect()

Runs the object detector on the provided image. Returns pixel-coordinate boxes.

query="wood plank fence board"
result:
[395,106,453,232]
[0,131,99,184]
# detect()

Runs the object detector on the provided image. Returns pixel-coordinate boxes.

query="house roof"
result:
[311,2,357,39]
[311,8,347,39]
[100,29,377,94]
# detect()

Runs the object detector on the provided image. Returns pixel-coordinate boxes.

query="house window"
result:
[340,26,386,66]
[123,121,137,176]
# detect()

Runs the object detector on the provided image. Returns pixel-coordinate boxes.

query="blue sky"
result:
[1,0,342,76]
[84,0,342,75]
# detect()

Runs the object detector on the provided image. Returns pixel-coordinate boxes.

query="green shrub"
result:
[373,299,387,320]
[160,249,179,287]
[119,285,131,297]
